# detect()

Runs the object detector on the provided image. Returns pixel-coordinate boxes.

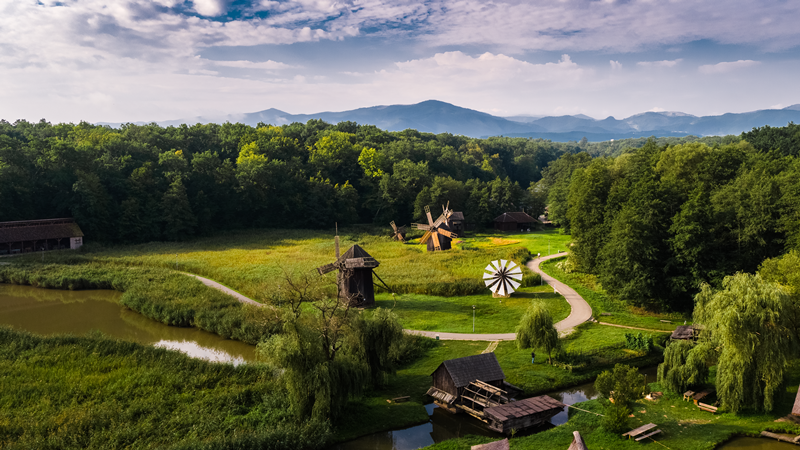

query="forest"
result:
[0,118,731,243]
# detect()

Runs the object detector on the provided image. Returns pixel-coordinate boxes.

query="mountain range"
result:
[102,100,800,141]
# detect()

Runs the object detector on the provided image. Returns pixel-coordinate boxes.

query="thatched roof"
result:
[793,387,800,416]
[493,212,537,224]
[0,218,83,243]
[484,395,565,423]
[471,439,509,450]
[671,325,694,340]
[568,431,588,450]
[450,211,465,222]
[433,353,505,388]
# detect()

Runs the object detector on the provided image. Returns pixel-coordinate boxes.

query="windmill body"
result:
[317,242,379,307]
[413,204,459,252]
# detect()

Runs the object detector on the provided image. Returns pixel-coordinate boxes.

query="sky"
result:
[2,0,800,124]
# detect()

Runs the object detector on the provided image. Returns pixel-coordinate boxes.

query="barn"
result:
[493,212,538,232]
[0,218,84,255]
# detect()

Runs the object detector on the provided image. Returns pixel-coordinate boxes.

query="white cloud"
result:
[209,60,299,70]
[699,60,761,74]
[610,60,623,70]
[637,59,682,68]
[192,0,229,17]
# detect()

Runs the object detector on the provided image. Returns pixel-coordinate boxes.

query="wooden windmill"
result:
[389,221,407,242]
[316,234,380,307]
[413,204,458,252]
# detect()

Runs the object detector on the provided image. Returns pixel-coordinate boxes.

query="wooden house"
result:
[670,325,695,341]
[449,212,466,237]
[427,353,563,435]
[0,218,84,255]
[493,212,538,232]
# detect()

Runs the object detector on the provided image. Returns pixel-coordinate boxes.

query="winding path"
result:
[183,253,595,341]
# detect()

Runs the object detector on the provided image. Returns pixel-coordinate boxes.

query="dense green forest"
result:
[0,118,735,243]
[545,123,800,311]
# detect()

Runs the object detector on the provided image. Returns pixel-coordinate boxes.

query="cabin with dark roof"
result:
[428,353,506,411]
[494,212,538,232]
[670,325,696,341]
[449,211,466,237]
[0,218,84,255]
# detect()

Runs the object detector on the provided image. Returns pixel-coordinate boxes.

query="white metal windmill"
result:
[483,259,523,298]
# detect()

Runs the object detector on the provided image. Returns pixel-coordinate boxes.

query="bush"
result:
[624,332,654,353]
[602,403,631,434]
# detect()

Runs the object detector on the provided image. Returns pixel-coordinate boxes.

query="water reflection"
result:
[0,283,256,364]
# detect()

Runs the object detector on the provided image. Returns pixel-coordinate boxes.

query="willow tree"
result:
[516,303,559,364]
[694,272,796,412]
[657,339,709,394]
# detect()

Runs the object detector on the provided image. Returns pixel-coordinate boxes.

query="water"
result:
[0,283,256,364]
[719,437,799,449]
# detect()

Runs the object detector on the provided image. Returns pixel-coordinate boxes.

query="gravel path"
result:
[183,273,263,307]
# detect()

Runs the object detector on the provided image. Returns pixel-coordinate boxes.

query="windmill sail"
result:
[484,259,524,297]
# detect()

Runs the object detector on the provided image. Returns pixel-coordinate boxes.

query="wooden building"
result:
[670,325,695,341]
[449,212,466,237]
[427,353,562,435]
[0,218,84,255]
[426,223,454,252]
[317,243,380,307]
[483,395,565,434]
[493,212,538,232]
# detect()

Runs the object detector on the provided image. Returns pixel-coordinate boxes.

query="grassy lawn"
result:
[378,285,570,333]
[458,229,573,259]
[540,256,690,331]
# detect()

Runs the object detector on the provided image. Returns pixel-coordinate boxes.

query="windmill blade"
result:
[425,206,435,227]
[485,263,496,273]
[497,280,506,297]
[482,272,494,279]
[507,261,518,271]
[500,259,508,269]
[317,263,337,275]
[419,230,433,244]
[509,272,523,281]
[432,232,441,251]
[390,221,398,232]
[485,278,499,288]
[489,260,501,271]
[413,223,431,231]
[508,279,521,291]
[437,229,458,239]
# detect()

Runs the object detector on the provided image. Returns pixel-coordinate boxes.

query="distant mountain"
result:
[99,100,800,141]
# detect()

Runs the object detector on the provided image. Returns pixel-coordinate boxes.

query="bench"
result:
[693,389,713,404]
[698,402,718,413]
[683,390,695,401]
[392,396,410,403]
[659,320,672,323]
[635,429,662,442]
[623,423,657,440]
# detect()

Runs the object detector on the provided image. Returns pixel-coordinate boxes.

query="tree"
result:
[161,178,197,240]
[693,272,797,412]
[541,152,591,231]
[656,340,709,394]
[567,158,613,272]
[595,363,648,433]
[515,303,559,364]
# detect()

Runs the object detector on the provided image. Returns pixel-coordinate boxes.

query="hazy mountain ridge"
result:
[98,101,800,141]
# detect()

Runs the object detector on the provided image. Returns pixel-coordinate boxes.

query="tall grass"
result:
[0,263,279,345]
[0,326,329,450]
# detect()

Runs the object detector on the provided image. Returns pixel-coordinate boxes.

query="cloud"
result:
[637,59,682,68]
[192,0,229,17]
[610,60,622,70]
[210,59,299,70]
[699,60,761,74]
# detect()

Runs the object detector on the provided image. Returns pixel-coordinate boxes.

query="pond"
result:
[719,437,799,449]
[0,283,257,364]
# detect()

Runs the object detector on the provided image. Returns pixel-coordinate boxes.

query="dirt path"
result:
[182,273,263,307]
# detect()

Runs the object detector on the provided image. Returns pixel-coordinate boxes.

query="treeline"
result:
[0,119,582,242]
[543,122,800,311]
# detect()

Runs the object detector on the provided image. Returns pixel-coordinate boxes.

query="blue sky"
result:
[2,0,800,123]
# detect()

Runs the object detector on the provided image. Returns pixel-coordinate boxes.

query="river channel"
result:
[0,283,256,364]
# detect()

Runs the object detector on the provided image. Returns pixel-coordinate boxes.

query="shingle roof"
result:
[471,439,509,450]
[450,211,465,222]
[484,395,565,422]
[671,325,694,340]
[338,244,373,261]
[493,212,537,223]
[433,353,505,388]
[0,218,84,243]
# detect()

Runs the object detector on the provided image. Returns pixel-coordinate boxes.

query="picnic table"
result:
[683,390,695,401]
[622,423,662,441]
[692,389,713,404]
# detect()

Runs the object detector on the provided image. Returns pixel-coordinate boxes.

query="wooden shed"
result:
[493,212,538,232]
[0,218,84,255]
[483,395,565,434]
[670,325,695,341]
[449,212,466,237]
[428,353,506,411]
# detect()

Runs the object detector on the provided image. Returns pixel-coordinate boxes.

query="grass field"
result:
[378,285,570,333]
[540,256,691,331]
